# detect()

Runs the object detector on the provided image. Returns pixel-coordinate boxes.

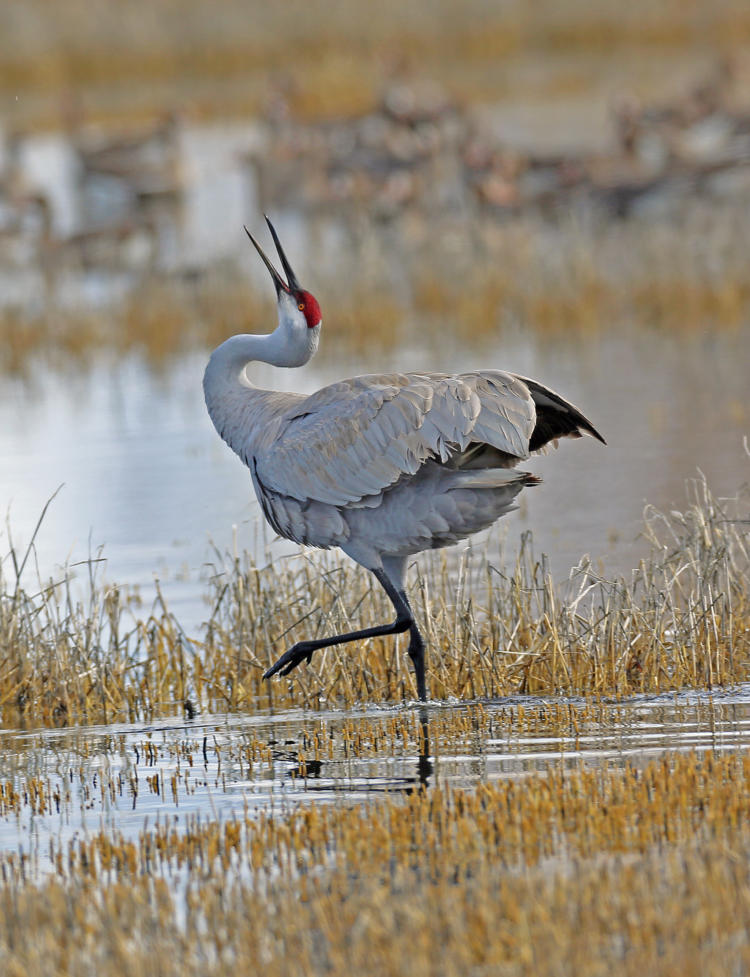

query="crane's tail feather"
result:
[450,469,541,490]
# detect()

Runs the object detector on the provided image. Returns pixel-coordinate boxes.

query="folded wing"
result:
[254,371,538,507]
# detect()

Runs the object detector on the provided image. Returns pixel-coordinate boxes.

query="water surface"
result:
[1,325,746,631]
[1,685,748,879]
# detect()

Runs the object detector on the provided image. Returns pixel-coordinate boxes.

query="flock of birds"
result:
[2,64,750,280]
[248,65,750,228]
[0,113,182,276]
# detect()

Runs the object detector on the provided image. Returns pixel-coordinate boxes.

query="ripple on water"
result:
[1,684,749,879]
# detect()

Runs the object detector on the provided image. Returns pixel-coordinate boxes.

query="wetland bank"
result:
[3,0,750,972]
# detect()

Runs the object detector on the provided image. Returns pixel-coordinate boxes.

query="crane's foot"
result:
[263,641,317,679]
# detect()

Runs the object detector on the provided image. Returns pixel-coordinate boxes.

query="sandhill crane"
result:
[203,218,605,701]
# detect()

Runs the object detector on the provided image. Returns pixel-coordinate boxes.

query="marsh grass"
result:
[3,209,750,377]
[413,210,750,340]
[0,470,747,976]
[3,0,750,129]
[0,750,750,975]
[3,8,750,971]
[1,473,747,726]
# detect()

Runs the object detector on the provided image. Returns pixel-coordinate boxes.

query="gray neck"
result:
[202,329,314,462]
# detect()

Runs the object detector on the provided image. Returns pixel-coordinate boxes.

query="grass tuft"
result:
[1,472,748,725]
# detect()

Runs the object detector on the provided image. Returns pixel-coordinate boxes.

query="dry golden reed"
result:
[0,750,749,976]
[3,0,750,128]
[3,208,750,377]
[1,472,748,725]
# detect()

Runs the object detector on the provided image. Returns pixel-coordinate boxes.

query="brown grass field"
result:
[3,209,750,376]
[0,748,749,975]
[3,0,750,128]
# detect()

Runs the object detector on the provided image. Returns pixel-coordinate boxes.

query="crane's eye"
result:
[298,302,305,311]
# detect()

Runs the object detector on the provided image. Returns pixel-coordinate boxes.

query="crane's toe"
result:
[263,641,316,679]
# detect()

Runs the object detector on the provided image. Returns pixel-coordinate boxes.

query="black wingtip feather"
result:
[517,375,606,452]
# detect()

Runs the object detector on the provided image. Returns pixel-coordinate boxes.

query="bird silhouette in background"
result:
[203,218,605,700]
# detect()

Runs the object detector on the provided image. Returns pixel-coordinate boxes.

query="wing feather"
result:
[255,371,537,506]
[512,375,607,451]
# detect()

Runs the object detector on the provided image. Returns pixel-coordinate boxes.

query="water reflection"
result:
[0,686,748,878]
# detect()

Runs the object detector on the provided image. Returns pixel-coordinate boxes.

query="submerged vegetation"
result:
[1,473,747,726]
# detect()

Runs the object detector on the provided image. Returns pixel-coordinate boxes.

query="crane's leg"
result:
[263,559,428,701]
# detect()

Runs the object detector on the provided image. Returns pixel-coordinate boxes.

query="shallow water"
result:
[1,324,747,632]
[1,685,748,878]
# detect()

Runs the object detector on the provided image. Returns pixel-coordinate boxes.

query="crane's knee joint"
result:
[409,628,424,650]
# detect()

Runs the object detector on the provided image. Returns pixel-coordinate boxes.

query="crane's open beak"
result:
[244,217,301,296]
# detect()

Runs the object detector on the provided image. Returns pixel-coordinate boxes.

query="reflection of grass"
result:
[2,473,747,724]
[1,747,750,974]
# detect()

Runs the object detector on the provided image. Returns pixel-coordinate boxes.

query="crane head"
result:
[244,218,322,330]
